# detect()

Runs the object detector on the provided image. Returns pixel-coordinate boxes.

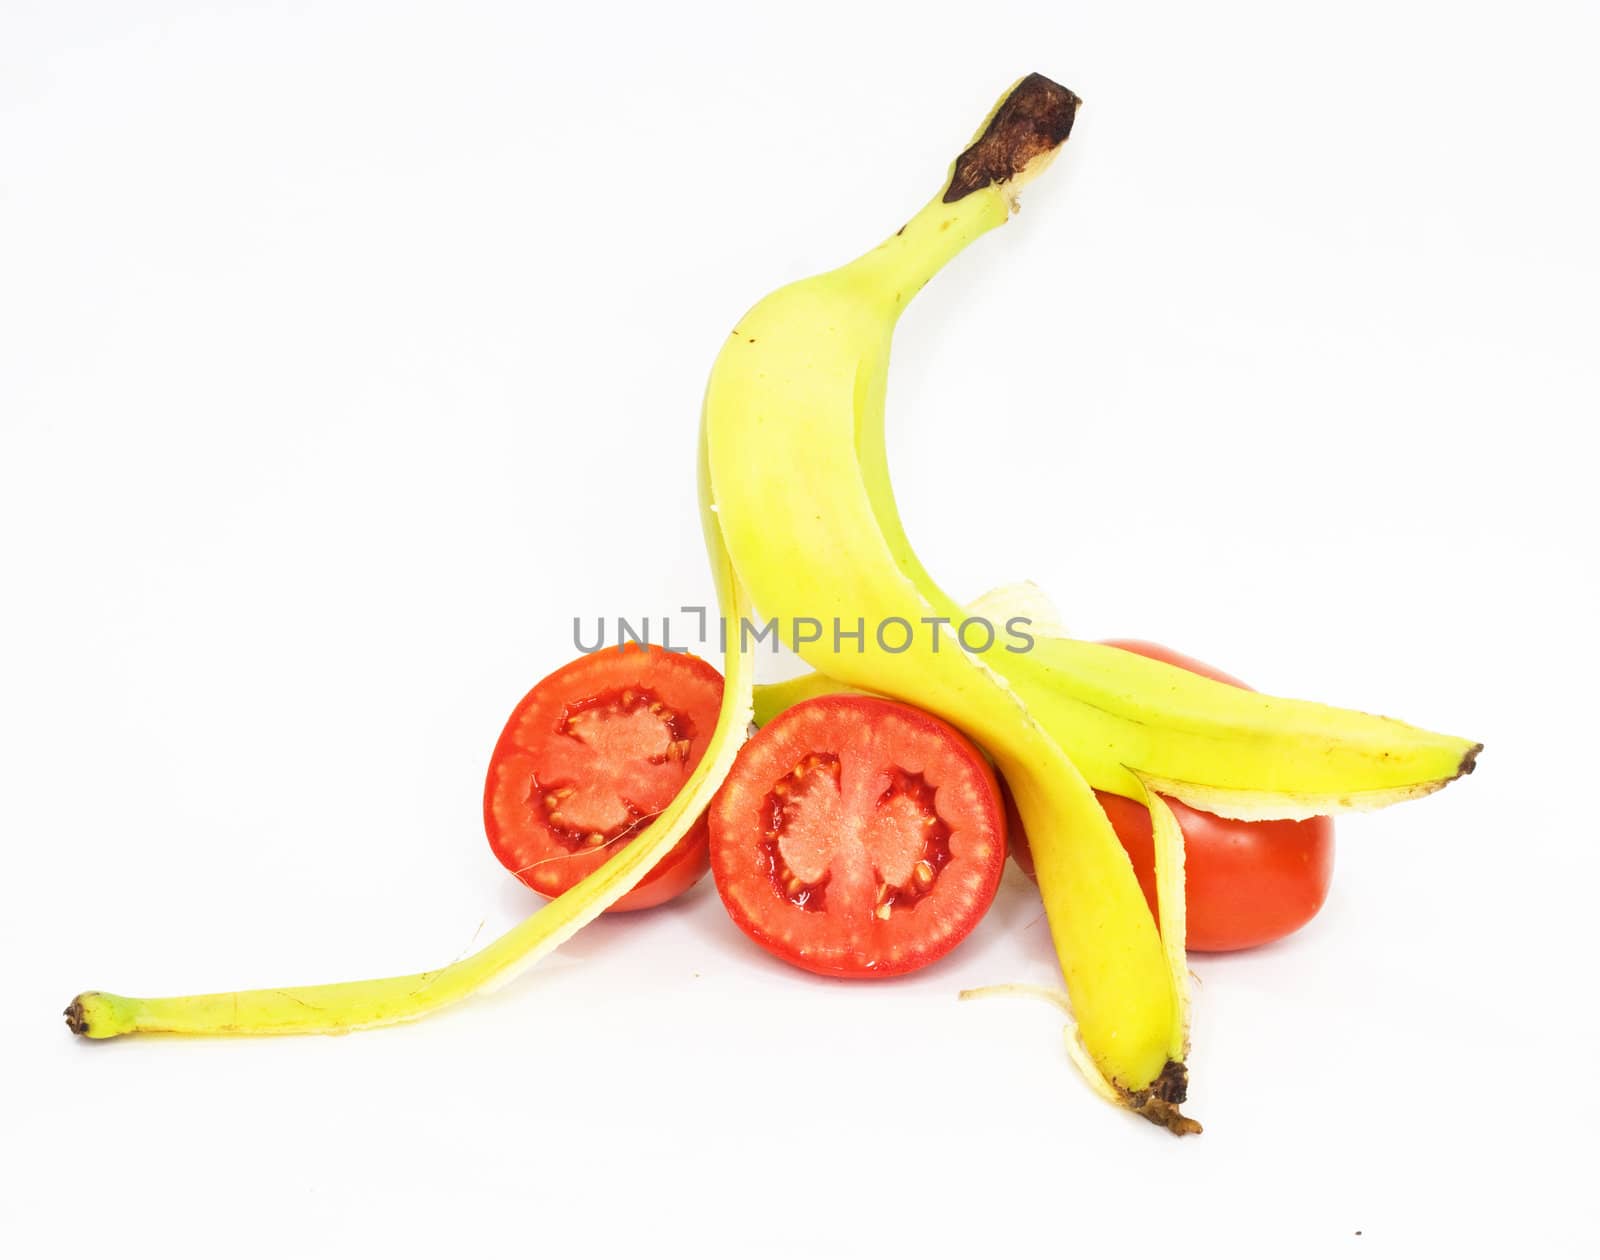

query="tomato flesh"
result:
[1007,639,1335,952]
[484,646,724,912]
[710,695,1006,978]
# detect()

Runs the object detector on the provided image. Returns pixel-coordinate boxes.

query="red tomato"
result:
[484,645,724,912]
[1007,639,1335,952]
[709,695,1007,978]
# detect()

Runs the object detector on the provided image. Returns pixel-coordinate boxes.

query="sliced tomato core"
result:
[762,754,954,921]
[534,687,696,849]
[484,647,723,912]
[710,695,1005,978]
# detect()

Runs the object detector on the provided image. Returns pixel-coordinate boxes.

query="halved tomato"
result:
[709,694,1006,978]
[1007,639,1336,952]
[484,645,724,912]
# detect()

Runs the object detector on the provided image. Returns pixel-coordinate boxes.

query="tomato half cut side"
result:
[1007,639,1335,952]
[484,645,724,912]
[709,695,1006,978]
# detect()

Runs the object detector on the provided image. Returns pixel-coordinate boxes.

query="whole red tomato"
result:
[1007,639,1335,952]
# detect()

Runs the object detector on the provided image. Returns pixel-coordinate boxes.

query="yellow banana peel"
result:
[65,473,757,1038]
[702,73,1477,1129]
[66,75,1479,1140]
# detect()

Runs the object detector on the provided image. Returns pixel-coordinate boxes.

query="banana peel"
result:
[65,461,758,1038]
[65,75,1479,1140]
[702,73,1478,1130]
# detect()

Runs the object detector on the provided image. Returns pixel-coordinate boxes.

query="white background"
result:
[4,2,1596,1256]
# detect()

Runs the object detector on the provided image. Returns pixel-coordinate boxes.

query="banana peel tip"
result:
[1126,1060,1202,1137]
[64,995,92,1037]
[944,73,1081,204]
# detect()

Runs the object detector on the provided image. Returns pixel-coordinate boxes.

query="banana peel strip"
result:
[1138,775,1191,1058]
[66,523,755,1038]
[1135,771,1467,823]
[760,647,1478,826]
[956,767,1193,1107]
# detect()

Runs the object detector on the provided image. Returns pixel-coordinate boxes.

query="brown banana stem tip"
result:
[944,72,1081,204]
[64,997,91,1036]
[1127,1060,1203,1137]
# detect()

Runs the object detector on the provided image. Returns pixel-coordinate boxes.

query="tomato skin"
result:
[1008,640,1335,952]
[1097,791,1334,953]
[484,645,723,913]
[709,695,1007,979]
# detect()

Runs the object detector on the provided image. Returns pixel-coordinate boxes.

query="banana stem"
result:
[849,191,1011,313]
[847,72,1081,312]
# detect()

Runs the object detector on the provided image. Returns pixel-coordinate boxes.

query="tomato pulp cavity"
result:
[485,646,724,912]
[1008,639,1335,952]
[710,694,1006,978]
